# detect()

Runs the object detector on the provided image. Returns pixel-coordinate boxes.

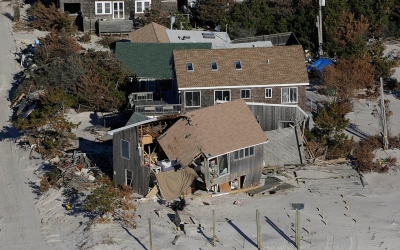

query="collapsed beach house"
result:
[108,99,268,200]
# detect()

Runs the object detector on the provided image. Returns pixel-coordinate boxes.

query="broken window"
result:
[125,169,133,187]
[281,87,298,103]
[218,154,228,176]
[209,154,229,179]
[185,91,201,107]
[121,139,130,159]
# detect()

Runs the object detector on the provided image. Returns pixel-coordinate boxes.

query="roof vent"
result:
[267,59,270,64]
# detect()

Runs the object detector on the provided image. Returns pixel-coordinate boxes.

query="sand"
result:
[1,3,400,249]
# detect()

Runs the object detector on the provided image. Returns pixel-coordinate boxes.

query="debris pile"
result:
[37,151,103,193]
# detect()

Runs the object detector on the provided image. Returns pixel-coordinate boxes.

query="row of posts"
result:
[147,209,302,250]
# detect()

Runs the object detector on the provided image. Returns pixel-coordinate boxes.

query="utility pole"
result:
[316,0,325,57]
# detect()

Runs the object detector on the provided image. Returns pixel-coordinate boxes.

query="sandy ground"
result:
[1,3,400,249]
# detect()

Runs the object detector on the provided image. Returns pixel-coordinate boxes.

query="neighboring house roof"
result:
[166,30,232,49]
[157,99,267,166]
[115,42,212,79]
[232,32,300,46]
[173,45,309,89]
[128,22,169,43]
[125,113,150,126]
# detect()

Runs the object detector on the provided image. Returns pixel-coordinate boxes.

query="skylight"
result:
[187,62,194,72]
[211,62,218,71]
[235,61,242,70]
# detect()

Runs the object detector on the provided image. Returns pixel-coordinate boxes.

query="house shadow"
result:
[225,218,257,248]
[265,216,296,247]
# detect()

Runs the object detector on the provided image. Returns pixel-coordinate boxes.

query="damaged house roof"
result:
[172,45,309,89]
[157,99,267,166]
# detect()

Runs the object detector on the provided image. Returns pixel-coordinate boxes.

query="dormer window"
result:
[234,61,242,70]
[211,61,218,71]
[186,62,194,72]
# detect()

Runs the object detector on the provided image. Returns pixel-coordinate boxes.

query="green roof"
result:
[115,43,212,79]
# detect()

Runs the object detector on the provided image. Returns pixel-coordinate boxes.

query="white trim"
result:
[95,1,112,15]
[214,90,230,104]
[121,139,130,160]
[204,141,268,159]
[184,90,202,107]
[179,82,309,90]
[240,89,251,99]
[281,86,298,104]
[112,1,124,19]
[211,61,218,71]
[186,62,194,72]
[245,102,309,118]
[265,88,272,98]
[108,118,157,135]
[135,0,151,13]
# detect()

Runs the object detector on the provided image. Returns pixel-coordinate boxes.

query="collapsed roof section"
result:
[157,99,267,167]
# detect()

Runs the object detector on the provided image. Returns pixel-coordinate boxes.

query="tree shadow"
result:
[225,218,257,248]
[2,12,14,21]
[121,225,148,250]
[0,125,22,142]
[265,216,296,247]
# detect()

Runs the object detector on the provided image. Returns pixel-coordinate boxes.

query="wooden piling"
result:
[149,218,153,250]
[256,209,261,249]
[212,210,216,247]
[295,210,300,250]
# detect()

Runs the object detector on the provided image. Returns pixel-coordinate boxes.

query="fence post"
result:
[149,218,153,250]
[295,210,300,250]
[212,210,216,247]
[256,209,261,249]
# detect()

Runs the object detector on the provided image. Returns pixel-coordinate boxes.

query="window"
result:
[265,88,272,98]
[113,1,124,19]
[234,61,242,70]
[211,61,218,71]
[186,62,194,72]
[214,90,230,103]
[185,91,201,107]
[95,1,112,14]
[121,140,130,159]
[125,169,133,187]
[240,89,251,99]
[209,155,229,178]
[281,87,298,103]
[135,1,150,13]
[233,146,255,160]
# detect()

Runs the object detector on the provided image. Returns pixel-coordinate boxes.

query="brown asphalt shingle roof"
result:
[173,45,309,89]
[157,99,267,166]
[128,22,169,43]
